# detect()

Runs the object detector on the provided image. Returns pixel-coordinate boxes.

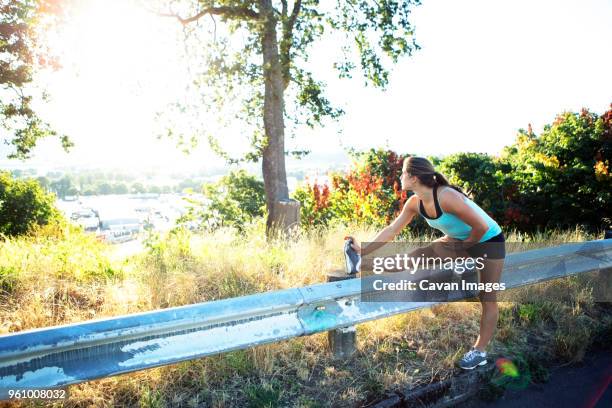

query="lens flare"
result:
[496,357,520,378]
[492,356,531,391]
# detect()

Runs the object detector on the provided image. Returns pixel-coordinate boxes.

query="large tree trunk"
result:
[260,0,292,236]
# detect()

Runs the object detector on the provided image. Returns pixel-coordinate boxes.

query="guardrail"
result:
[0,240,610,399]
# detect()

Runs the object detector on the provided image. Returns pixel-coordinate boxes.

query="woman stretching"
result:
[349,156,506,370]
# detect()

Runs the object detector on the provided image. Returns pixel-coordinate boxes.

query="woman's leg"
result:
[473,258,504,351]
[380,240,504,349]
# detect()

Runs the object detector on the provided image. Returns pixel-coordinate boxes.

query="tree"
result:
[96,182,112,195]
[155,0,421,235]
[1,0,72,158]
[50,175,76,199]
[292,149,416,231]
[290,105,612,232]
[437,152,509,222]
[176,178,201,193]
[148,185,162,194]
[36,175,49,191]
[501,107,611,230]
[181,169,265,231]
[0,171,60,236]
[131,182,146,194]
[112,183,129,194]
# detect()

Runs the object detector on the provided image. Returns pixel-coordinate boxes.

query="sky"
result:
[2,0,611,172]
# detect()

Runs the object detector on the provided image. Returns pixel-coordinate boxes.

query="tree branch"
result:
[288,0,301,28]
[280,0,302,88]
[159,6,259,25]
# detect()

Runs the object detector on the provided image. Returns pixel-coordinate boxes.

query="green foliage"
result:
[225,350,255,376]
[327,0,421,88]
[517,303,542,325]
[0,0,72,159]
[0,171,61,237]
[245,380,282,408]
[36,175,50,191]
[181,170,265,231]
[500,108,611,230]
[157,1,421,163]
[292,105,611,233]
[20,169,200,197]
[138,387,164,408]
[437,153,508,221]
[0,222,120,293]
[50,175,78,198]
[131,182,146,194]
[293,148,428,234]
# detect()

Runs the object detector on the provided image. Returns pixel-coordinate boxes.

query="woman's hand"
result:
[345,235,361,255]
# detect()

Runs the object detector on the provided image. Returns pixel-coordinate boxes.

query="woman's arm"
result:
[438,188,489,248]
[350,195,418,256]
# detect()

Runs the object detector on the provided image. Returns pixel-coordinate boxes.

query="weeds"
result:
[1,224,609,407]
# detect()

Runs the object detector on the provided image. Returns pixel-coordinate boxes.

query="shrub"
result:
[292,105,611,233]
[180,170,266,231]
[0,171,61,237]
[501,106,611,231]
[293,148,411,230]
[0,223,120,295]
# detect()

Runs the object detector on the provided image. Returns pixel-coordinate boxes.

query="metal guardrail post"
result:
[326,270,357,358]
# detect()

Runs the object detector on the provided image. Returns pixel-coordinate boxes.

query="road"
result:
[458,349,611,408]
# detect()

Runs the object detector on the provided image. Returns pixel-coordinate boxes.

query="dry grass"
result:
[0,222,609,407]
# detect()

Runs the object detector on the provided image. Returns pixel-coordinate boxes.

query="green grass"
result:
[0,223,120,294]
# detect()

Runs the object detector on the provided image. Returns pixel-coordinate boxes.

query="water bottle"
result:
[344,237,361,275]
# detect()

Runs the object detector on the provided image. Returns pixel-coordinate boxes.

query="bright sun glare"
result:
[24,0,612,172]
[38,0,204,171]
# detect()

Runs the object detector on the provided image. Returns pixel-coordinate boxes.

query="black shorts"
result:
[466,232,506,260]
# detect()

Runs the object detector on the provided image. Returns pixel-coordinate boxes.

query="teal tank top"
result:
[418,185,502,242]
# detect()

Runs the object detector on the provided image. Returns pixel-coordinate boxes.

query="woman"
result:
[349,156,505,370]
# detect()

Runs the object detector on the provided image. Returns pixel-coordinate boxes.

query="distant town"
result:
[2,151,352,198]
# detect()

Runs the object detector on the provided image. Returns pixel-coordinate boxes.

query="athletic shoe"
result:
[459,348,487,370]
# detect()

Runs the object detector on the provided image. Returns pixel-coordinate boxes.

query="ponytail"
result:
[403,157,468,197]
[432,171,447,186]
[433,171,467,197]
